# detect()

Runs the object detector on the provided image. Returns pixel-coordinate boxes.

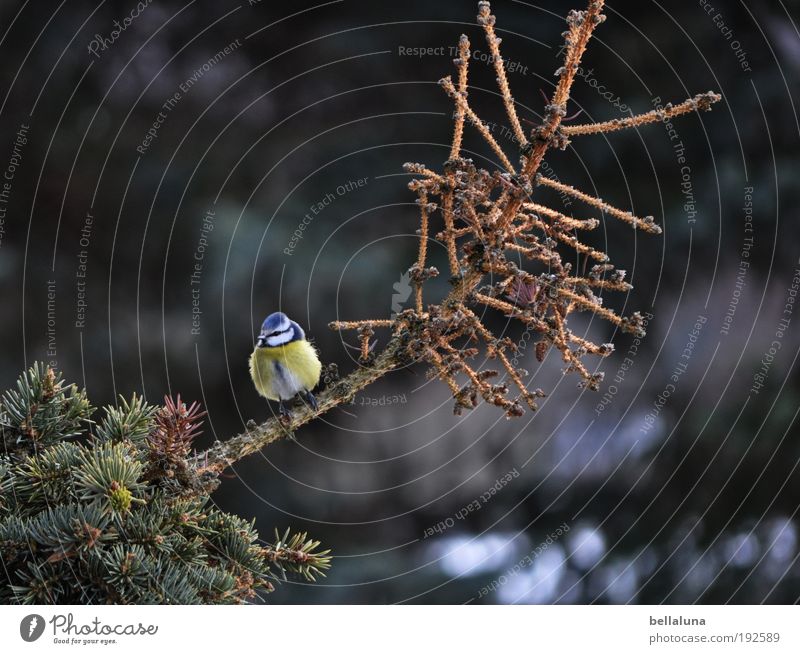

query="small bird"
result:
[249,312,322,418]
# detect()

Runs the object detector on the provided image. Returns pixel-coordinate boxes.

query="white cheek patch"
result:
[267,330,293,346]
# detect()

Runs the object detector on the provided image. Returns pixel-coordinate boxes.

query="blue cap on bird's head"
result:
[256,311,305,347]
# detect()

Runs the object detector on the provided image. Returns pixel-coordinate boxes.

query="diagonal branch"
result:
[562,91,721,136]
[440,76,516,174]
[536,174,662,234]
[521,0,606,180]
[450,35,471,159]
[478,1,527,146]
[197,334,406,475]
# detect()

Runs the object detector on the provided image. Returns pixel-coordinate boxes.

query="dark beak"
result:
[256,335,266,347]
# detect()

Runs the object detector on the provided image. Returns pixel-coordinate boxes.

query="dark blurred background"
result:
[0,0,798,603]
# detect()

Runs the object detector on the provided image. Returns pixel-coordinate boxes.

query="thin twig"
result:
[562,92,721,136]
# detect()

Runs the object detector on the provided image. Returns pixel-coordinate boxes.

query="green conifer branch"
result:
[0,363,330,604]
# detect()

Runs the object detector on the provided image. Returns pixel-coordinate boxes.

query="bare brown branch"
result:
[198,0,719,473]
[562,91,721,136]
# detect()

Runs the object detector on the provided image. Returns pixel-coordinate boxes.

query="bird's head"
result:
[256,311,305,348]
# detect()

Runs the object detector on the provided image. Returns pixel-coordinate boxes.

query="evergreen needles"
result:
[0,364,331,604]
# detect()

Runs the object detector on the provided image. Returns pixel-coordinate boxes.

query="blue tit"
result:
[249,311,322,418]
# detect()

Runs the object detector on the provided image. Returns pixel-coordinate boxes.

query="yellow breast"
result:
[249,340,322,401]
